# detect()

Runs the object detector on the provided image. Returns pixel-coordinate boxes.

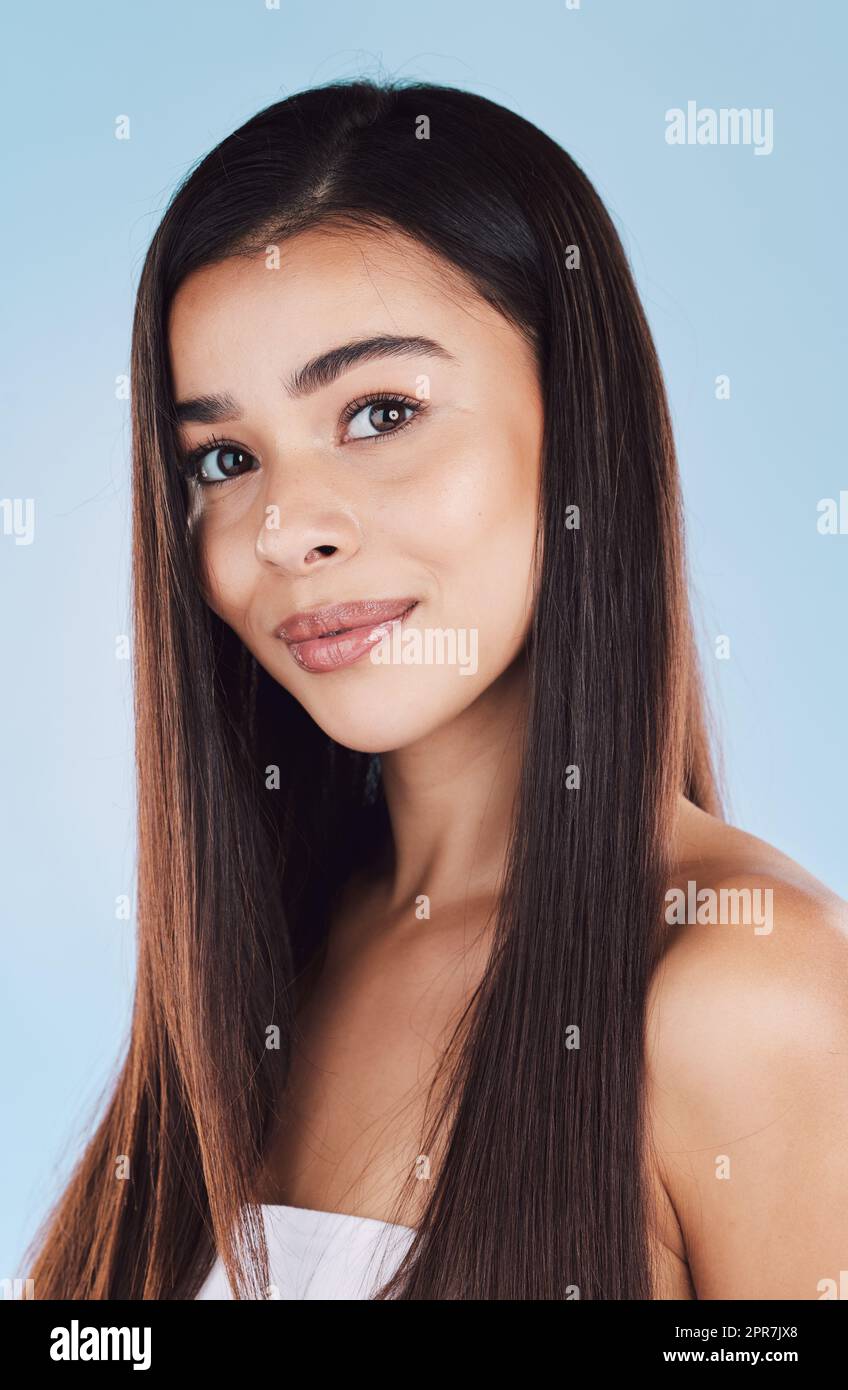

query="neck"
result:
[377,651,529,913]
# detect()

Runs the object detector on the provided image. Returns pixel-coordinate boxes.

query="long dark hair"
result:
[24,78,719,1299]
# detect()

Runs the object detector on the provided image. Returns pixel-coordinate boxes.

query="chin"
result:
[292,669,482,755]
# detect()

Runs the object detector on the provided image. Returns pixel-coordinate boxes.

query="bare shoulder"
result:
[651,799,848,1009]
[645,799,848,1299]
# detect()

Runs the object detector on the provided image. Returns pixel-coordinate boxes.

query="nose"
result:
[254,492,363,577]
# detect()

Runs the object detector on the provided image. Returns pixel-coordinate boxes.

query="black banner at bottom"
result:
[5,1296,847,1375]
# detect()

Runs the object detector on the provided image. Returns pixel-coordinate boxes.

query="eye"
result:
[343,393,422,442]
[183,440,259,486]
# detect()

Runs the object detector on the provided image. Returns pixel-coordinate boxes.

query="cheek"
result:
[398,430,540,659]
[398,412,538,542]
[193,513,258,633]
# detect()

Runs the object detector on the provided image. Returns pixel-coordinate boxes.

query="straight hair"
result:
[24,78,720,1299]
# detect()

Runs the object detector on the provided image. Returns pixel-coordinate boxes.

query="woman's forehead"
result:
[167,226,519,397]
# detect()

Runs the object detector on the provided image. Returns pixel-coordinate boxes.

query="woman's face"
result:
[168,226,543,753]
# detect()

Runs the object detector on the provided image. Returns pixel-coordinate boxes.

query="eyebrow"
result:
[174,334,456,425]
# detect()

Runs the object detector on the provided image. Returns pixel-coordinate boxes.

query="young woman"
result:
[24,79,848,1300]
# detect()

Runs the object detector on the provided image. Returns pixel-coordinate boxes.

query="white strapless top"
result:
[195,1204,416,1300]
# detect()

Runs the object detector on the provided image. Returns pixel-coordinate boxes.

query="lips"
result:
[276,597,419,674]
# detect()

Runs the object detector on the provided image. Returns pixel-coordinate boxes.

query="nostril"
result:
[305,544,337,563]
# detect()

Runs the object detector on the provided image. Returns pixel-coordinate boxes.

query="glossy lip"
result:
[276,597,419,674]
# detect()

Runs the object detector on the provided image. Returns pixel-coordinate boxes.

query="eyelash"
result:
[178,390,427,486]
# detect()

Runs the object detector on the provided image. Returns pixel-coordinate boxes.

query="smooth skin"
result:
[169,225,848,1300]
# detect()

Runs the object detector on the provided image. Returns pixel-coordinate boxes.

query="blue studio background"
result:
[2,0,845,1275]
